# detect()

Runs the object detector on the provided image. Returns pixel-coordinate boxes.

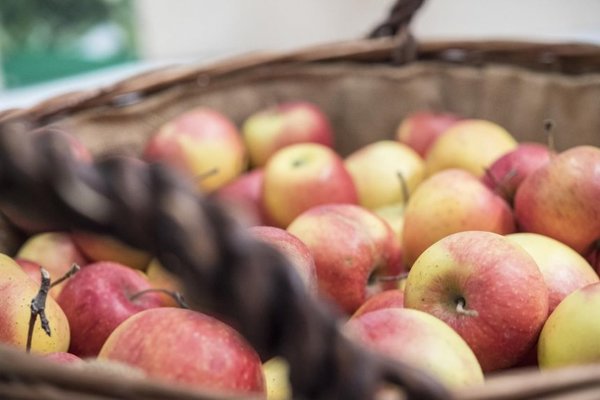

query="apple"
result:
[344,140,425,210]
[506,233,599,314]
[143,107,247,192]
[262,357,291,400]
[425,119,518,177]
[16,232,87,296]
[248,226,318,296]
[287,204,402,314]
[99,307,265,395]
[56,261,163,357]
[72,231,151,270]
[351,288,405,319]
[262,143,358,228]
[214,168,266,227]
[402,169,515,267]
[538,282,600,369]
[395,111,462,158]
[404,231,549,372]
[0,254,70,354]
[482,143,552,202]
[145,258,185,307]
[242,101,333,167]
[345,308,484,389]
[514,145,600,255]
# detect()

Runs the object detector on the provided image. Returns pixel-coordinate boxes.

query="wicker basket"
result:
[1,1,600,399]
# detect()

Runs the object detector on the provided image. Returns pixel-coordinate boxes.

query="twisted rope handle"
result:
[0,118,450,399]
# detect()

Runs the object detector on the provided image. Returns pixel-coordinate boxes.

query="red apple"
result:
[404,231,549,372]
[248,226,318,296]
[351,289,405,319]
[57,261,163,357]
[262,143,358,228]
[482,143,552,202]
[16,232,87,297]
[395,111,462,158]
[143,107,247,192]
[402,169,515,267]
[99,308,265,395]
[345,308,483,389]
[214,168,266,226]
[515,145,600,255]
[242,101,333,167]
[287,204,402,314]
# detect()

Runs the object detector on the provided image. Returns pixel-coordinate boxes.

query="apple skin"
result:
[395,111,462,158]
[214,168,266,227]
[402,169,515,267]
[99,308,265,395]
[482,143,552,202]
[41,352,83,364]
[248,226,318,296]
[344,140,425,210]
[345,308,484,389]
[506,233,599,314]
[514,146,600,255]
[56,261,163,357]
[351,289,405,319]
[143,107,247,192]
[538,282,600,369]
[404,231,549,372]
[262,143,358,228]
[72,231,151,270]
[16,232,87,297]
[0,254,70,354]
[242,101,334,167]
[287,204,402,314]
[262,357,291,400]
[425,119,518,177]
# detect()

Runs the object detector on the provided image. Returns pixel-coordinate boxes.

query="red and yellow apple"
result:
[242,101,334,167]
[214,168,266,227]
[395,111,462,158]
[143,107,247,192]
[262,143,358,228]
[72,231,151,270]
[425,119,518,177]
[404,231,548,372]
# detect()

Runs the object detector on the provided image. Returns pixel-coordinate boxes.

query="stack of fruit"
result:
[0,101,599,399]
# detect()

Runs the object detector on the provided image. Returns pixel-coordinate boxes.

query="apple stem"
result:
[26,268,52,353]
[455,297,478,317]
[195,167,219,182]
[129,288,190,309]
[544,119,556,154]
[396,171,410,205]
[50,263,81,289]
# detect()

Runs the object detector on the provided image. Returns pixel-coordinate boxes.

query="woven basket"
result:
[1,1,600,399]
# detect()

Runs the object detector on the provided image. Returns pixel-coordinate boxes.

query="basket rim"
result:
[2,37,600,125]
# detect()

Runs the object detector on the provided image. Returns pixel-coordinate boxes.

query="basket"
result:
[1,1,600,399]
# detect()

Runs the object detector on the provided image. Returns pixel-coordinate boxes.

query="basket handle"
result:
[0,119,450,399]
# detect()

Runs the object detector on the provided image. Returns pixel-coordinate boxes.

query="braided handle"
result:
[0,118,450,399]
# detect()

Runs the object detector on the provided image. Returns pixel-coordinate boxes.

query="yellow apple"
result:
[345,140,425,210]
[425,119,518,177]
[538,282,600,369]
[262,357,291,400]
[0,254,70,354]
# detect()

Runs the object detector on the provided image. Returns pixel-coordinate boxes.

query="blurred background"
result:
[1,0,599,109]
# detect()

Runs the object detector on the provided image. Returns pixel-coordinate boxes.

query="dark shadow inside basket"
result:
[1,60,599,254]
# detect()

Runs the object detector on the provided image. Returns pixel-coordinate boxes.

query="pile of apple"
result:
[1,101,600,400]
